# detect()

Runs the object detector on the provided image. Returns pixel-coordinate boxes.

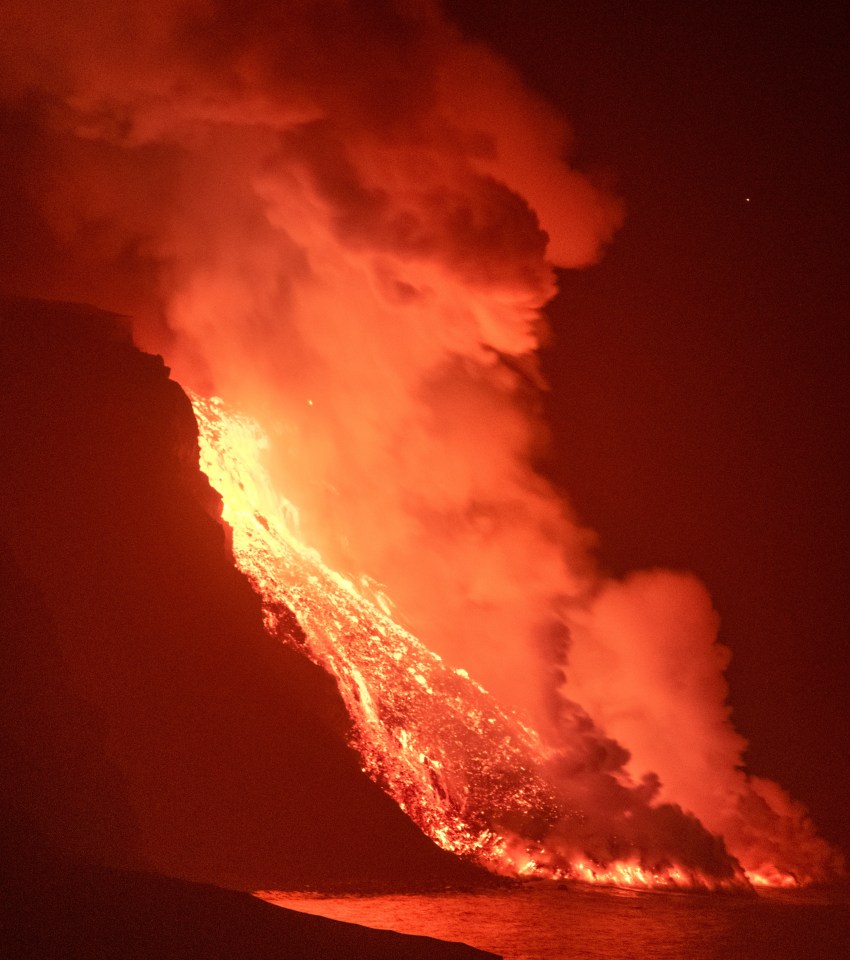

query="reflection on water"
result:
[259,885,849,960]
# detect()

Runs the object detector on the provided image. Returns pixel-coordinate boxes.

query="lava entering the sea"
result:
[190,392,814,891]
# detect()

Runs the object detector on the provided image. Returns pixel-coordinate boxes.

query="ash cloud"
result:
[0,0,839,883]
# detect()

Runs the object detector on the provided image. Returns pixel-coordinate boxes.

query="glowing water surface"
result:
[260,886,849,960]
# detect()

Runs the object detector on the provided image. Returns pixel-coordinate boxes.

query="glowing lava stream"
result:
[190,392,772,891]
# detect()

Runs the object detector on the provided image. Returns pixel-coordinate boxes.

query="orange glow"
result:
[746,871,800,889]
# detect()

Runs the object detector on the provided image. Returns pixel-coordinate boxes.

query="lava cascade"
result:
[191,391,796,890]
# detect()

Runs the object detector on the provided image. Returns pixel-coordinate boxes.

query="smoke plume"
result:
[0,0,839,882]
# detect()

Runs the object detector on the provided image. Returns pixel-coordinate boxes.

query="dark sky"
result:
[447,0,849,855]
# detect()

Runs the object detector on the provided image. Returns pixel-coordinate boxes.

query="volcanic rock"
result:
[0,864,498,959]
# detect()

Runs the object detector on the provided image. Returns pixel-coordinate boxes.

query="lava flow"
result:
[191,391,746,891]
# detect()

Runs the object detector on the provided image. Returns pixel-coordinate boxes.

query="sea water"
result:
[261,885,850,960]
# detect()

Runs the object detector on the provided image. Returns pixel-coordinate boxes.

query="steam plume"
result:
[0,0,840,882]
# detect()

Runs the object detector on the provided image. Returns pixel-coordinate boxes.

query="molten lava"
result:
[190,392,802,891]
[192,394,560,870]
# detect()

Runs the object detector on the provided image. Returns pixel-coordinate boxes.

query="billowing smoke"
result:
[565,572,839,881]
[0,0,839,882]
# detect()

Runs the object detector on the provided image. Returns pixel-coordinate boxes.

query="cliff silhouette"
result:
[0,297,495,958]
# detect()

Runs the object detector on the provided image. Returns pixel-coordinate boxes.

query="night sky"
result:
[448,0,849,856]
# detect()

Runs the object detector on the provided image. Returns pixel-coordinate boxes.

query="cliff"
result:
[0,297,486,893]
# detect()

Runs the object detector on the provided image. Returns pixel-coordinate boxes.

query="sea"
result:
[261,884,850,960]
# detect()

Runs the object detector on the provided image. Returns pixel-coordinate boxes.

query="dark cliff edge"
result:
[0,298,497,957]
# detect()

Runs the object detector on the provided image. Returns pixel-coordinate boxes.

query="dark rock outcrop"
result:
[0,297,486,892]
[0,865,498,960]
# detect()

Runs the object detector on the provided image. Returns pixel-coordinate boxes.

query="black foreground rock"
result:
[0,865,498,960]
